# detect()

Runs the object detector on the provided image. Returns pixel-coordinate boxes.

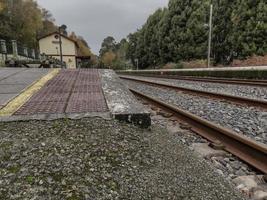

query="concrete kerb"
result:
[99,69,151,128]
[0,112,111,123]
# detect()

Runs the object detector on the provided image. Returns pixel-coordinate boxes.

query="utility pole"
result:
[207,4,213,68]
[58,27,63,67]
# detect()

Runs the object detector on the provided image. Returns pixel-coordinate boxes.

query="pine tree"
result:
[232,0,267,58]
[157,9,173,64]
[125,0,267,68]
[143,9,165,66]
[212,0,237,64]
[99,36,117,57]
[168,0,209,61]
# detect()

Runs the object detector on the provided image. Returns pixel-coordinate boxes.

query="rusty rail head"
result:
[129,88,267,174]
[120,76,267,110]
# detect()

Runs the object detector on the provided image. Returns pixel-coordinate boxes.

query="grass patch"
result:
[26,176,34,184]
[50,172,64,182]
[7,165,21,174]
[0,141,13,150]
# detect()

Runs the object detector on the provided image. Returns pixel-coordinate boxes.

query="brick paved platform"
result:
[0,68,150,126]
[0,68,50,109]
[15,69,109,115]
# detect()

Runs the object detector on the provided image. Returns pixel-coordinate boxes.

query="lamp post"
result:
[207,4,213,68]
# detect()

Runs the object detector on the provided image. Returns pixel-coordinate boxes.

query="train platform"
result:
[0,67,249,199]
[118,66,267,79]
[0,68,150,127]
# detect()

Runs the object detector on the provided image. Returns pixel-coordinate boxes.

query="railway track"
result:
[121,74,267,87]
[120,76,267,110]
[129,87,267,174]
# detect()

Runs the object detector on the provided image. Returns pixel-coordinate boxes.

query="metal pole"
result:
[137,59,139,70]
[208,4,213,68]
[58,27,63,67]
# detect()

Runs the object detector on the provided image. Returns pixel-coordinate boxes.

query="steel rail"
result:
[120,76,267,110]
[129,88,267,174]
[123,74,267,87]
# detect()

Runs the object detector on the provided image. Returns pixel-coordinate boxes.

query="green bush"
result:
[174,62,184,69]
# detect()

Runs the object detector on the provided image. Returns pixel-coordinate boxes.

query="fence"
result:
[0,39,39,66]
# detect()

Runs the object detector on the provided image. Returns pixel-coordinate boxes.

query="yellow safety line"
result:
[0,69,60,117]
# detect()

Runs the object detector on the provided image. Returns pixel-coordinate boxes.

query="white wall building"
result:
[38,32,78,68]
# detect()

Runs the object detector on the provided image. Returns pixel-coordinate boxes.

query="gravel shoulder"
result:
[0,118,244,200]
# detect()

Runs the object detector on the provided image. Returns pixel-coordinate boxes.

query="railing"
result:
[0,39,39,62]
[0,39,65,68]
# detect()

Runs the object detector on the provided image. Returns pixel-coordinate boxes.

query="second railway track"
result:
[128,74,267,87]
[120,75,267,110]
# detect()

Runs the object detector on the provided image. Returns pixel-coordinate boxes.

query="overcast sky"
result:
[37,0,169,54]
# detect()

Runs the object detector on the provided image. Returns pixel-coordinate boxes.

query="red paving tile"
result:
[15,101,65,115]
[15,69,108,115]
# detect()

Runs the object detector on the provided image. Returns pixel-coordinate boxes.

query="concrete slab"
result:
[0,69,49,85]
[0,84,28,94]
[0,94,15,107]
[0,68,26,81]
[100,69,151,128]
[0,68,50,109]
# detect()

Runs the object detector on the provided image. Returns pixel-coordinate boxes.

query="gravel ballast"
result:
[124,76,267,101]
[0,118,244,200]
[124,80,267,144]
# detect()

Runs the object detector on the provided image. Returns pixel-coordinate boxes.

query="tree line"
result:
[99,0,266,69]
[0,0,93,59]
[98,36,129,69]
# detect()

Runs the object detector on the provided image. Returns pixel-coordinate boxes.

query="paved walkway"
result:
[0,68,149,126]
[15,69,108,115]
[0,68,50,109]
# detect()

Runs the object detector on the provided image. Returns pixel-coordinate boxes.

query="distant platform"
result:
[0,68,150,127]
[119,66,267,72]
[118,66,267,79]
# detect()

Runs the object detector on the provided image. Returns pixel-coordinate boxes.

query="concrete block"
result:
[99,69,151,128]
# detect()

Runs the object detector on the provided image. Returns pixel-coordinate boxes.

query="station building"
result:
[38,32,78,69]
